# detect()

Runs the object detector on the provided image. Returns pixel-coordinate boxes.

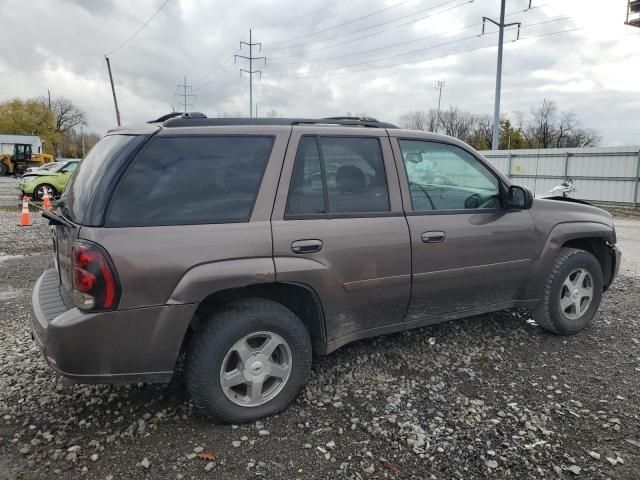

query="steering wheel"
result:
[465,194,498,209]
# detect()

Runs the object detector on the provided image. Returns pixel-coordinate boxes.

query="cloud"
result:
[0,0,638,145]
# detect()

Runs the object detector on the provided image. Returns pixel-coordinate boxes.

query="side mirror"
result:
[506,185,533,210]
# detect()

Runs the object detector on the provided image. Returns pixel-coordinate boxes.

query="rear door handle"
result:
[421,231,446,243]
[291,239,323,254]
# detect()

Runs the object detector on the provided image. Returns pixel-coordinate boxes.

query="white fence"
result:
[480,146,640,206]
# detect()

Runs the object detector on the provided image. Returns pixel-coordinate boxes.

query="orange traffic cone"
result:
[19,196,33,226]
[42,188,52,210]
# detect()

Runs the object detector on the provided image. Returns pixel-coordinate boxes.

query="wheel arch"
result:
[181,282,327,358]
[522,221,615,300]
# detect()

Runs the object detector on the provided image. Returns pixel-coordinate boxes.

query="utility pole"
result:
[434,80,445,133]
[47,89,52,110]
[81,126,85,158]
[105,56,121,126]
[482,1,521,150]
[235,29,266,118]
[176,77,195,113]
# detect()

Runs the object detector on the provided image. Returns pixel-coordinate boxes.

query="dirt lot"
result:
[0,176,639,479]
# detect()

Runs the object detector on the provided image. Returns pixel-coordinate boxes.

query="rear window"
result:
[106,136,274,227]
[63,135,142,223]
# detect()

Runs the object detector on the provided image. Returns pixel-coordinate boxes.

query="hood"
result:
[21,171,57,179]
[531,197,614,231]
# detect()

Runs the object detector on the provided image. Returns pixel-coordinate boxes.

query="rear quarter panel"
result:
[79,126,291,309]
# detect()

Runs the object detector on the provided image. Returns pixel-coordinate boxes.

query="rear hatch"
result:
[53,133,150,303]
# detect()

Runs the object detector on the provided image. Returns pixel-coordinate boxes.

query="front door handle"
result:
[291,239,323,254]
[421,231,446,243]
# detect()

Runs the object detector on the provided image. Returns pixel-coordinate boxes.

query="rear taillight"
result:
[72,241,120,311]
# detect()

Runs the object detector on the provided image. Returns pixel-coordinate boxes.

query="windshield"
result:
[40,162,59,171]
[61,135,141,223]
[50,162,71,173]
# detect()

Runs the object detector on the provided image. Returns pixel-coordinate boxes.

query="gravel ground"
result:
[1,177,639,479]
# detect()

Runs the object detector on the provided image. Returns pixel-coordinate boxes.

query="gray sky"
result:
[2,0,639,144]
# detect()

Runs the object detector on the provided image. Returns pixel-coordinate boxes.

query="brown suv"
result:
[31,114,621,422]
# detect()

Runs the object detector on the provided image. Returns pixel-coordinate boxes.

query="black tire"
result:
[534,247,604,335]
[33,184,56,201]
[186,298,312,423]
[0,162,7,176]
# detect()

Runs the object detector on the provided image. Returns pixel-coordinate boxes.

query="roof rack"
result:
[148,112,207,124]
[158,113,398,129]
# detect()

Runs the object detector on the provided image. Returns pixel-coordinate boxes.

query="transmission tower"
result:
[482,0,523,150]
[235,29,266,118]
[434,80,445,133]
[176,76,195,113]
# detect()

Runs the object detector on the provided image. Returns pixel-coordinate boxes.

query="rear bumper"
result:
[31,268,197,384]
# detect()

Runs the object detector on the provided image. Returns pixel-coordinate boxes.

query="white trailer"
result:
[0,134,43,155]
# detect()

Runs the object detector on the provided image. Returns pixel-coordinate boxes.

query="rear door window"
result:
[286,136,390,217]
[106,136,274,226]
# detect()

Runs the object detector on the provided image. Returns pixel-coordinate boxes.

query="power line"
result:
[266,26,582,80]
[269,1,483,65]
[267,0,465,52]
[267,16,570,67]
[271,15,571,67]
[259,0,350,28]
[269,30,502,77]
[266,17,572,79]
[265,0,417,48]
[268,0,546,59]
[235,30,266,118]
[107,0,171,55]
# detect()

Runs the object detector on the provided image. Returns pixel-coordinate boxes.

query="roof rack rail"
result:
[322,116,380,122]
[160,115,398,129]
[149,112,207,124]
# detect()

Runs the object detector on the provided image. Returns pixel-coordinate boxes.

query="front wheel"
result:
[34,184,56,201]
[534,247,604,335]
[186,298,312,423]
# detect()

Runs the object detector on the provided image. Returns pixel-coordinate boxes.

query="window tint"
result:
[107,136,273,226]
[286,136,389,216]
[63,134,144,224]
[399,140,501,211]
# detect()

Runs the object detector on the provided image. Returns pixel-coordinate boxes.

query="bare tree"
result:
[438,106,477,143]
[49,97,87,134]
[523,98,557,148]
[398,110,438,131]
[522,99,601,148]
[474,116,494,149]
[398,100,600,150]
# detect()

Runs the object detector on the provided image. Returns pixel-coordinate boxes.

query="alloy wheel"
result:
[560,268,594,320]
[219,331,292,407]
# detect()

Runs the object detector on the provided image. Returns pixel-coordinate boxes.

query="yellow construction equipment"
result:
[0,143,55,175]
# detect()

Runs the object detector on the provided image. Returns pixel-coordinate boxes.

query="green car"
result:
[18,160,80,200]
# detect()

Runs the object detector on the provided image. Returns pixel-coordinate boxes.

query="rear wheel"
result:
[0,162,7,176]
[34,184,56,201]
[186,298,312,423]
[534,247,603,335]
